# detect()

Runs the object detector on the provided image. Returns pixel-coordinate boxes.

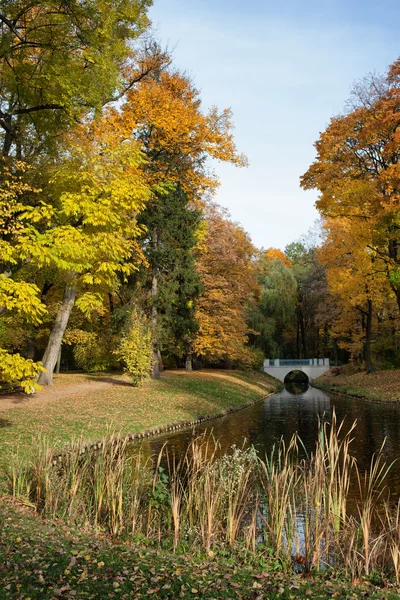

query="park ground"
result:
[1,368,400,599]
[314,365,400,401]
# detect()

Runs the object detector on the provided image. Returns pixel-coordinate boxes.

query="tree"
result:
[0,159,48,389]
[318,217,392,372]
[193,206,259,366]
[301,57,400,313]
[117,68,246,376]
[0,0,153,158]
[136,186,203,372]
[37,113,151,384]
[250,250,297,359]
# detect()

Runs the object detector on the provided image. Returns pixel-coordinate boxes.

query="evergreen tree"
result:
[137,186,203,374]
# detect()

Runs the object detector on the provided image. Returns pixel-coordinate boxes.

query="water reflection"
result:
[137,383,400,501]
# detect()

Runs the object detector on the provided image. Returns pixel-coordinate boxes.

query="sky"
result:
[148,0,399,250]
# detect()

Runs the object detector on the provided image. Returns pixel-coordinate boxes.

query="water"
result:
[142,382,400,499]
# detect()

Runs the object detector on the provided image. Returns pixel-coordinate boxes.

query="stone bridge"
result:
[263,358,330,383]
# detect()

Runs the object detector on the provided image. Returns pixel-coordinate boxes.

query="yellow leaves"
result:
[75,293,106,318]
[0,348,45,392]
[264,248,292,268]
[114,309,153,386]
[121,69,246,200]
[194,207,258,362]
[0,277,47,325]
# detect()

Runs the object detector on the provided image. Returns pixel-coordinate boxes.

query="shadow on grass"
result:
[0,418,11,428]
[85,376,134,388]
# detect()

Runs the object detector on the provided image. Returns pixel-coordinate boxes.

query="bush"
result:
[70,330,118,372]
[114,310,153,386]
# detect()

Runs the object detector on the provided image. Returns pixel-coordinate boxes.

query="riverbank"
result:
[0,369,279,473]
[3,371,400,599]
[2,497,399,600]
[313,366,400,402]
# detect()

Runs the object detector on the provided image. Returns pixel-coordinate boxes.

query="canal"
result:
[144,382,400,500]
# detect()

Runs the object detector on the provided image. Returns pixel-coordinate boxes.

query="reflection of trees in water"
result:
[285,381,309,395]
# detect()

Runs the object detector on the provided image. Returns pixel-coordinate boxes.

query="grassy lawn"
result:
[2,370,400,599]
[314,366,400,401]
[0,369,278,471]
[2,499,400,600]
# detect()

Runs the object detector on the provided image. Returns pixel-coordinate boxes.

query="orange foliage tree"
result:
[193,206,260,367]
[114,68,247,376]
[301,57,400,314]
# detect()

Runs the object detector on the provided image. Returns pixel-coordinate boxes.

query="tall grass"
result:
[7,412,400,579]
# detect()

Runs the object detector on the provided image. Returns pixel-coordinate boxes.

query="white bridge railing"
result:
[264,358,330,367]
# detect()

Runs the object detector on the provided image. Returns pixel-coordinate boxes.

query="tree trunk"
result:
[151,229,160,379]
[297,304,307,358]
[38,286,76,386]
[364,299,373,374]
[185,345,193,372]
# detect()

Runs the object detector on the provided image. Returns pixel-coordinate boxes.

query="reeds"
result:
[7,412,400,579]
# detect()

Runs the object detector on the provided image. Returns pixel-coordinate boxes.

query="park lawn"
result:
[314,366,400,401]
[1,498,399,600]
[0,369,278,473]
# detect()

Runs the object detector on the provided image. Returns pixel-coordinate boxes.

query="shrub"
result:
[114,310,153,386]
[70,330,118,372]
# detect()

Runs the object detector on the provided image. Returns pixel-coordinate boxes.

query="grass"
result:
[3,500,400,600]
[314,366,400,402]
[0,369,278,474]
[4,415,400,599]
[3,371,400,598]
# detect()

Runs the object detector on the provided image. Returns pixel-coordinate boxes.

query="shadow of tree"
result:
[86,376,133,388]
[0,418,12,428]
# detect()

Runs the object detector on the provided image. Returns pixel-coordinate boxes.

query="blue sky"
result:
[148,0,399,250]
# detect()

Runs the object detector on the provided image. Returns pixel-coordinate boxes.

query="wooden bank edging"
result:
[52,390,277,464]
[313,381,399,407]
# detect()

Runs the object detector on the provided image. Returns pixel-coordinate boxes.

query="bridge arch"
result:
[263,359,330,383]
[283,369,309,383]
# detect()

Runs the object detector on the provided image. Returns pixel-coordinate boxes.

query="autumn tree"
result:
[301,57,400,313]
[249,249,297,359]
[36,114,151,385]
[0,0,154,159]
[193,206,260,367]
[117,68,247,377]
[318,217,395,372]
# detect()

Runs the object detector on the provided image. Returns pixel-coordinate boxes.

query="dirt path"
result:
[0,378,131,411]
[0,370,274,412]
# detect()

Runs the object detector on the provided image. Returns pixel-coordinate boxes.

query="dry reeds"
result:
[7,412,400,579]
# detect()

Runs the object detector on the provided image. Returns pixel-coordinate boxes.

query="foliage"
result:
[301,57,400,313]
[0,348,44,392]
[194,206,259,364]
[136,186,203,359]
[114,310,153,385]
[3,501,400,600]
[301,58,400,368]
[0,0,152,158]
[67,330,118,373]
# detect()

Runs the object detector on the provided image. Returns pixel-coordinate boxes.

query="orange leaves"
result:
[119,69,246,200]
[193,207,258,362]
[263,248,292,268]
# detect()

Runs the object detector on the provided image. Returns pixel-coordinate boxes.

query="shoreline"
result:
[53,387,280,461]
[313,367,400,404]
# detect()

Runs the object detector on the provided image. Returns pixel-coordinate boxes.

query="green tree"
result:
[0,0,153,158]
